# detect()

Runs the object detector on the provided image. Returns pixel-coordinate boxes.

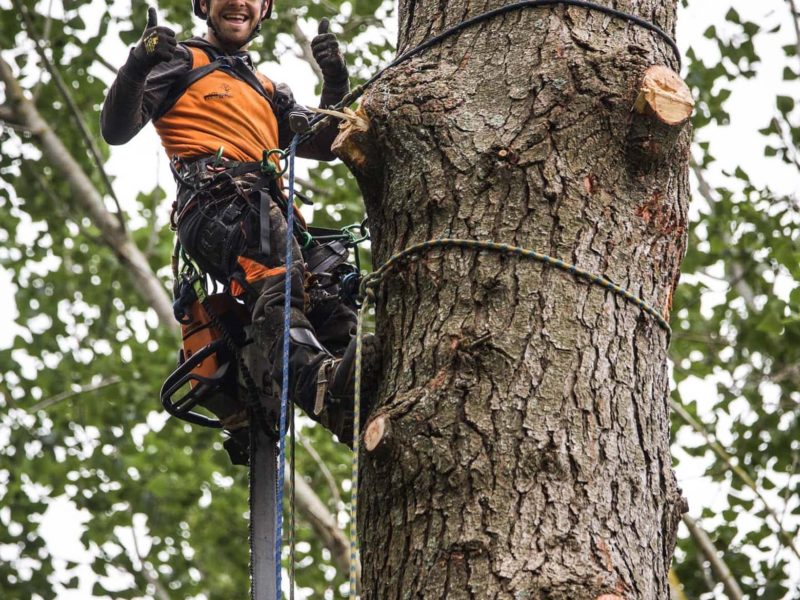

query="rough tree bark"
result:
[335,1,689,598]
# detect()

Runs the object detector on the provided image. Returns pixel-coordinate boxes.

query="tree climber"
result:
[100,0,380,446]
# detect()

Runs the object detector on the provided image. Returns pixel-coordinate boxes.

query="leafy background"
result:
[0,0,797,598]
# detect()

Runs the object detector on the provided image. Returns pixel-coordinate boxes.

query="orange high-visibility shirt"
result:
[154,47,279,163]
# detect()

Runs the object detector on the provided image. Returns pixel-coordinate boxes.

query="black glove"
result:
[311,18,348,87]
[131,7,177,72]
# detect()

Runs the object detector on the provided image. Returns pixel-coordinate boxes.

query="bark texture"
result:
[339,1,689,598]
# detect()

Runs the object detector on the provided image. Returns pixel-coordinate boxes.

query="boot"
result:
[254,306,380,445]
[297,332,381,447]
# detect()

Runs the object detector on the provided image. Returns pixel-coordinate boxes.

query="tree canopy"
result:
[0,0,797,598]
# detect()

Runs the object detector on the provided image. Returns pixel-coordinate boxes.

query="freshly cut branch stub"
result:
[627,65,694,174]
[632,65,694,125]
[364,415,388,452]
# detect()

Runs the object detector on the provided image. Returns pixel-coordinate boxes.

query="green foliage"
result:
[0,0,391,597]
[671,2,799,598]
[2,0,797,598]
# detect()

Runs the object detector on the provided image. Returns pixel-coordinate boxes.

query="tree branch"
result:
[788,0,800,71]
[298,433,343,507]
[0,104,19,123]
[92,50,119,75]
[290,468,355,580]
[671,398,800,560]
[292,20,324,82]
[128,524,172,600]
[0,53,177,329]
[12,0,127,232]
[28,376,122,412]
[690,160,759,312]
[682,515,744,600]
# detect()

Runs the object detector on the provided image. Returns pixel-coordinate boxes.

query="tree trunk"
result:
[339,1,689,598]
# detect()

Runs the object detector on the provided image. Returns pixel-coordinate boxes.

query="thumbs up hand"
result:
[311,18,348,87]
[132,7,177,72]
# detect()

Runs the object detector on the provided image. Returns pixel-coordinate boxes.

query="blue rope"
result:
[276,135,299,599]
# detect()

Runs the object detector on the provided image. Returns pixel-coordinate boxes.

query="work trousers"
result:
[174,160,357,414]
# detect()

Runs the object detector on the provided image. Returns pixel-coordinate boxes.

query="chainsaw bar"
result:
[250,406,279,600]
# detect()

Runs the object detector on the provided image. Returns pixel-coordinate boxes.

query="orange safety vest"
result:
[154,46,280,163]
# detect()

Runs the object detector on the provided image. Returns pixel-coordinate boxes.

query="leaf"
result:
[776,95,795,115]
[725,8,741,24]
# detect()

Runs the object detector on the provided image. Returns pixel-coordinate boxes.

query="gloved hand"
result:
[131,7,177,72]
[311,18,348,87]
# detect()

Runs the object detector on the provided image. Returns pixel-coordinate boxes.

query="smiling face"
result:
[200,0,269,51]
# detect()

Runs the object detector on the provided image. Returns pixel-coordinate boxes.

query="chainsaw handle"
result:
[160,340,227,428]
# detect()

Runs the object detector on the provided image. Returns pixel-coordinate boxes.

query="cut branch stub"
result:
[330,105,383,203]
[627,65,694,174]
[364,414,389,454]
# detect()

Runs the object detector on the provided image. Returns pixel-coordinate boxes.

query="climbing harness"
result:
[152,40,278,123]
[161,140,369,599]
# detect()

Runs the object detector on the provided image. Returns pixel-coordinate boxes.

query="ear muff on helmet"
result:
[192,0,273,20]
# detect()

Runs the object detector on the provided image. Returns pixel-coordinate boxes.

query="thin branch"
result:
[682,515,744,600]
[298,433,343,507]
[294,175,330,197]
[0,104,20,122]
[129,523,171,600]
[788,0,800,71]
[12,0,127,232]
[0,54,176,328]
[1,119,37,134]
[93,50,119,75]
[292,20,324,82]
[773,113,800,171]
[28,376,122,412]
[671,398,800,560]
[290,467,355,581]
[690,160,759,312]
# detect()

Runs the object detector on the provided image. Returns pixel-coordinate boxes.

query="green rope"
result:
[350,290,373,599]
[360,238,671,333]
[347,238,668,597]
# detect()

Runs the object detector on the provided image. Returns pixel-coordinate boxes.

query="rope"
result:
[345,237,669,596]
[349,293,372,599]
[276,135,300,599]
[289,408,296,600]
[360,238,671,333]
[299,0,681,144]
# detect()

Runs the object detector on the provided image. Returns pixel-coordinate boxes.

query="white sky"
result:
[1,0,799,598]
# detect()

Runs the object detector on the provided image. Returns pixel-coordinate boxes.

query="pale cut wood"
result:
[364,415,387,452]
[628,65,694,173]
[632,65,694,125]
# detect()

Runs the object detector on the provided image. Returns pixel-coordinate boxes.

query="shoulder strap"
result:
[153,45,224,122]
[153,43,275,122]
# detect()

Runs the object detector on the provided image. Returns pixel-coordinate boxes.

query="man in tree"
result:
[101,0,379,446]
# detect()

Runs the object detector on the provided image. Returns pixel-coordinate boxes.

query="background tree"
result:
[0,0,797,599]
